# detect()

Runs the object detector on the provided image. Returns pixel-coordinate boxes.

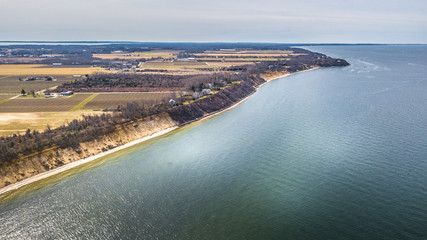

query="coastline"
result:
[0,127,178,196]
[0,67,319,196]
[261,67,320,84]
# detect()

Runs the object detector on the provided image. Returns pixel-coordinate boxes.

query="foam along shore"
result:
[0,68,320,196]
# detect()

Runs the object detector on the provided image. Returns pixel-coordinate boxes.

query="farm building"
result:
[202,89,211,95]
[52,63,62,66]
[177,57,196,61]
[60,91,73,96]
[192,92,202,99]
[44,90,52,97]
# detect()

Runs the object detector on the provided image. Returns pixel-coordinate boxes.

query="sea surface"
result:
[1,45,426,239]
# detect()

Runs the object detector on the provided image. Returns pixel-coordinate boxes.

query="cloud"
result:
[1,0,426,43]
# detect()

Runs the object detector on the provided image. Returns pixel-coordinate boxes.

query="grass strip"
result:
[0,96,13,105]
[0,75,12,80]
[70,94,99,111]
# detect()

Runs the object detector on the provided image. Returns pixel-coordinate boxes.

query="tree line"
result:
[55,72,248,93]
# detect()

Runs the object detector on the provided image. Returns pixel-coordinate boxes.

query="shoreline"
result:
[0,127,178,196]
[0,67,320,196]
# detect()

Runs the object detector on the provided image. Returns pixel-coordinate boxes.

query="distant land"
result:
[0,41,390,46]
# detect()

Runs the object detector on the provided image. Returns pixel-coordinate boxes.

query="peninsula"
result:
[0,43,349,193]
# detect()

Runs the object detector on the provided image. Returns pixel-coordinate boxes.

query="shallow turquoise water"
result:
[1,45,426,239]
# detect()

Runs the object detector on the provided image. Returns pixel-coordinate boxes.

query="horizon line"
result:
[0,41,426,45]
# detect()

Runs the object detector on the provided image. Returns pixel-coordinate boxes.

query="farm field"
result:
[0,75,76,94]
[0,57,45,63]
[0,94,91,112]
[140,61,209,71]
[93,50,179,60]
[203,62,255,67]
[0,95,13,103]
[203,50,293,54]
[0,64,114,93]
[135,50,300,72]
[83,92,178,110]
[196,58,288,62]
[0,64,110,75]
[0,111,101,137]
[193,50,300,58]
[0,92,179,111]
[139,61,249,71]
[194,53,293,57]
[0,47,306,137]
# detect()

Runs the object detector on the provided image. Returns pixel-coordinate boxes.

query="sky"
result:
[1,0,427,43]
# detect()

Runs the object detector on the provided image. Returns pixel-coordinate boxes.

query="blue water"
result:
[0,45,426,239]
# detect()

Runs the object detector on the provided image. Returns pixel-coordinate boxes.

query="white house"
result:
[60,91,73,96]
[192,92,202,99]
[202,89,211,95]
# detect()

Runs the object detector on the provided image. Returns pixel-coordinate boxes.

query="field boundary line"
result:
[0,75,12,80]
[70,94,99,111]
[0,96,14,105]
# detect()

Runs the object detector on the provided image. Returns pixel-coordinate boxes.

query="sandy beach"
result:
[0,127,177,195]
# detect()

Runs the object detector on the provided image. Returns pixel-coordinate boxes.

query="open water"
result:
[0,45,426,239]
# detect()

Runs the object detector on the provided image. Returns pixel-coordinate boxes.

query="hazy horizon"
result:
[2,0,426,44]
[1,41,426,45]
